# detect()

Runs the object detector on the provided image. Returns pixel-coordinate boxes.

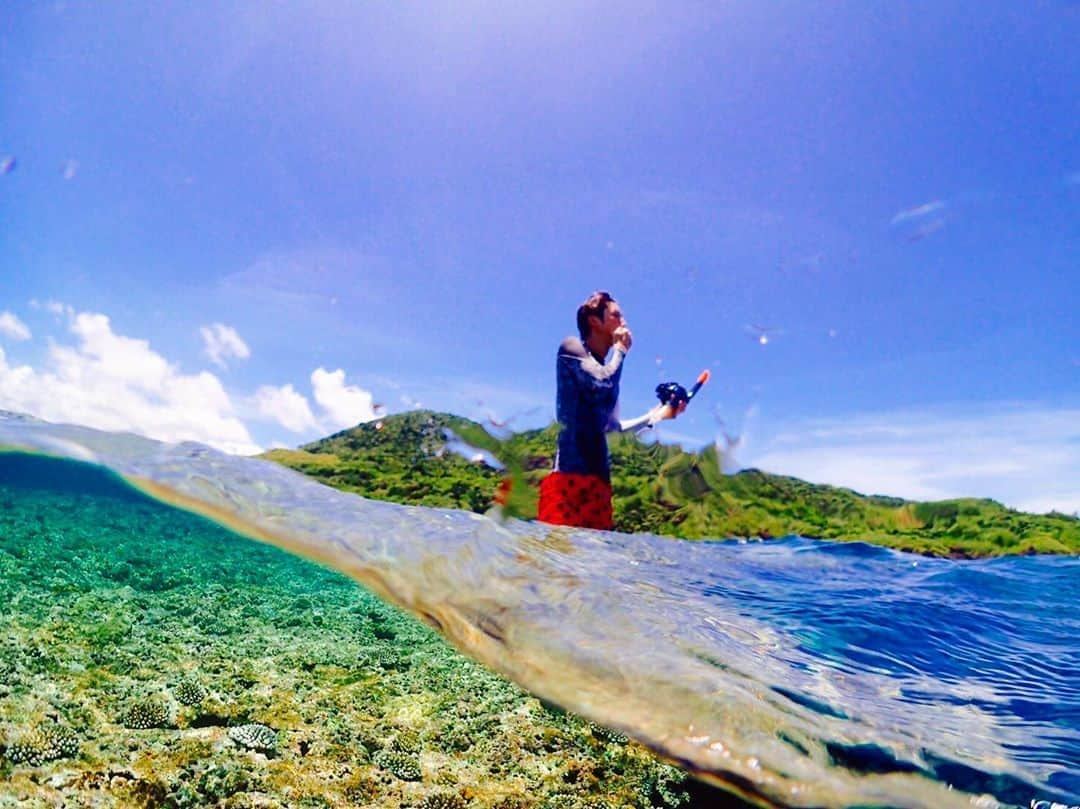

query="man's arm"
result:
[558,337,626,390]
[614,393,690,433]
[615,403,680,433]
[557,337,667,433]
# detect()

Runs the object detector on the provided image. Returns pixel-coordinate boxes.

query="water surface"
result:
[1,412,1076,808]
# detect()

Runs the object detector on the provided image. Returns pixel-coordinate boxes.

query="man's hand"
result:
[613,325,633,352]
[645,399,686,428]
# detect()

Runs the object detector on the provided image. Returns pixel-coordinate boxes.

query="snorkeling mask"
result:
[655,382,690,407]
[655,370,711,408]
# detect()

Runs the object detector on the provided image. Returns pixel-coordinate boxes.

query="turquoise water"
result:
[1,412,1077,808]
[0,452,697,808]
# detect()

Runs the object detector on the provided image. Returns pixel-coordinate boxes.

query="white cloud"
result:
[0,312,30,341]
[311,367,378,430]
[0,310,261,455]
[748,403,1080,514]
[200,323,251,369]
[253,383,320,433]
[29,299,73,318]
[889,200,947,226]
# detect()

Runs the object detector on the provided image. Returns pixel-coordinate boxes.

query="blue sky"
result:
[1,2,1077,513]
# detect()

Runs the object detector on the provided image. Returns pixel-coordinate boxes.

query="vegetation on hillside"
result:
[261,410,1080,558]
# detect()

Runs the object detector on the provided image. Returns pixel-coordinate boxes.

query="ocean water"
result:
[0,412,1077,809]
[0,451,697,808]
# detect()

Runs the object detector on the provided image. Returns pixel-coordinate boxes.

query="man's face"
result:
[591,302,625,338]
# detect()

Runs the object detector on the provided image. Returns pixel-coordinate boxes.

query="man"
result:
[538,290,684,530]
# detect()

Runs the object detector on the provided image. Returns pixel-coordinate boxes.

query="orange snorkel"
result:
[687,369,710,402]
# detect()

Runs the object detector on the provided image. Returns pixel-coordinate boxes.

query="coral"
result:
[376,648,405,670]
[166,762,256,807]
[343,773,380,803]
[528,726,569,754]
[372,623,396,641]
[542,796,579,809]
[4,723,80,766]
[120,700,170,729]
[174,678,208,706]
[545,797,614,809]
[490,798,534,809]
[0,472,706,809]
[588,723,628,745]
[417,792,467,809]
[483,737,522,775]
[353,729,384,757]
[228,723,278,754]
[637,763,690,807]
[561,757,598,788]
[441,725,475,752]
[373,749,422,781]
[111,775,169,806]
[390,727,423,753]
[196,763,254,801]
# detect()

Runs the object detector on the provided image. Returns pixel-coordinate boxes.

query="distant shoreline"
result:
[262,410,1080,559]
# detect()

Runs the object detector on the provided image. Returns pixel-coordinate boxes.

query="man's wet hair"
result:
[577,290,615,340]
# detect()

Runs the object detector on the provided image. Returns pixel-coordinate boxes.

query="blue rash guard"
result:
[553,336,626,482]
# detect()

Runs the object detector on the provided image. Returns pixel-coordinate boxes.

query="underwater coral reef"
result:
[0,455,725,808]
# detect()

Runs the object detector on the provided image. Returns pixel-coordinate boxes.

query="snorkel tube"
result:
[688,369,711,400]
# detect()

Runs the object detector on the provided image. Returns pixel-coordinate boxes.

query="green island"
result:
[262,410,1080,559]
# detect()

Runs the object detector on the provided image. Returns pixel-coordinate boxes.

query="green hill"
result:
[261,410,1080,558]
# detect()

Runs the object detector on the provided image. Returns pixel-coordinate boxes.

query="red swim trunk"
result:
[537,472,614,530]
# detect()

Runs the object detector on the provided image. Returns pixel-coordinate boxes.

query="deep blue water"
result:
[696,538,1080,803]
